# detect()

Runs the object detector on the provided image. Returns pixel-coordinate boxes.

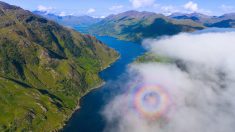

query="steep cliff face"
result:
[0,2,118,131]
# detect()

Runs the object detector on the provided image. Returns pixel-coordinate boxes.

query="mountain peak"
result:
[189,12,211,18]
[169,12,187,17]
[106,10,162,20]
[120,10,156,17]
[169,12,213,23]
[0,1,20,10]
[170,12,211,18]
[220,13,235,18]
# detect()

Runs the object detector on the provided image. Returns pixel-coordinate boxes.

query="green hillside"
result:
[136,53,172,63]
[0,1,118,131]
[88,11,205,42]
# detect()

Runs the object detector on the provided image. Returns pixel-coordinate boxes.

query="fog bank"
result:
[103,32,235,132]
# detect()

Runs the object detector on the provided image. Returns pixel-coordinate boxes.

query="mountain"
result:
[169,12,214,24]
[207,19,235,28]
[0,1,118,131]
[33,11,102,26]
[217,13,235,20]
[170,12,235,28]
[207,13,235,28]
[88,10,205,42]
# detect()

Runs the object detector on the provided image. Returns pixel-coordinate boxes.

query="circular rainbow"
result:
[129,83,171,120]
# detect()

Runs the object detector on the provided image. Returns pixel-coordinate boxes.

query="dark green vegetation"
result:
[88,11,205,42]
[136,53,172,63]
[136,53,190,75]
[208,19,235,28]
[33,11,102,27]
[0,1,118,131]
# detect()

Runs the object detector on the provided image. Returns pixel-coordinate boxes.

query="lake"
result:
[63,27,235,132]
[63,34,146,132]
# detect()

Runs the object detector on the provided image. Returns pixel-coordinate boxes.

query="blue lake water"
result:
[63,34,146,132]
[63,27,235,132]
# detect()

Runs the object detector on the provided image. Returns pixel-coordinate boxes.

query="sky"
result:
[1,0,235,17]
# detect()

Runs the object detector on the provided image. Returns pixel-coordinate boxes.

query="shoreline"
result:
[59,35,146,131]
[74,81,106,110]
[59,54,120,131]
[73,54,120,110]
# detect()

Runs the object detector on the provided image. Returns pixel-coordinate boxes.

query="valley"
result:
[36,10,235,43]
[1,1,235,132]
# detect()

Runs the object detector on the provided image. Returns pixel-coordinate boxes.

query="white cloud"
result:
[37,5,54,13]
[160,5,179,15]
[130,0,155,8]
[153,3,160,8]
[184,1,198,12]
[103,31,235,132]
[198,8,212,15]
[59,11,67,16]
[145,32,235,66]
[87,8,96,14]
[92,15,106,19]
[151,2,211,15]
[100,16,106,18]
[109,5,124,11]
[220,4,234,12]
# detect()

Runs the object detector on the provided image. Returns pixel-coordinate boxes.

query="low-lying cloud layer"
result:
[103,32,235,132]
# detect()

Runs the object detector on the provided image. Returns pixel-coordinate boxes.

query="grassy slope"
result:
[0,2,118,131]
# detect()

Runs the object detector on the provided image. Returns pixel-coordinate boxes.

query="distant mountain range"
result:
[87,10,205,42]
[169,12,235,28]
[87,11,235,42]
[34,11,235,41]
[169,12,214,23]
[33,11,102,26]
[0,1,118,131]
